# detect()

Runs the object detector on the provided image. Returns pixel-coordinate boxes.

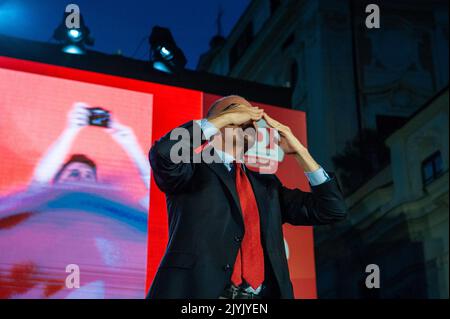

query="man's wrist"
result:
[294,145,309,157]
[294,147,321,172]
[196,119,220,140]
[208,114,229,130]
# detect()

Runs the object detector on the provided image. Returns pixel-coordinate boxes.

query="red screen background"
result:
[0,56,317,299]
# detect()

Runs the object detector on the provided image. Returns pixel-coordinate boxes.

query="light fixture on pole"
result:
[53,12,94,55]
[149,26,187,73]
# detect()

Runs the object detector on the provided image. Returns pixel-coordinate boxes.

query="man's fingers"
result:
[240,106,261,114]
[250,114,263,121]
[247,108,264,116]
[263,113,279,128]
[248,111,264,119]
[263,113,291,134]
[264,113,284,128]
[236,104,262,112]
[249,108,264,118]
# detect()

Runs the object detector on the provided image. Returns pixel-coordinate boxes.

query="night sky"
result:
[0,0,250,69]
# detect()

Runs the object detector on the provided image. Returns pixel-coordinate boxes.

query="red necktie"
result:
[231,162,265,289]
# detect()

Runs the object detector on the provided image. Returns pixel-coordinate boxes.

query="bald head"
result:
[207,95,252,118]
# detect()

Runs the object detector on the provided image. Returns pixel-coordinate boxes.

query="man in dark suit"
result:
[147,95,347,299]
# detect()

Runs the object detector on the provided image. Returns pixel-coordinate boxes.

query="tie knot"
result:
[233,161,243,170]
[231,161,243,176]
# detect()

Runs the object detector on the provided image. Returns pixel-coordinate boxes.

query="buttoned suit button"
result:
[223,264,231,271]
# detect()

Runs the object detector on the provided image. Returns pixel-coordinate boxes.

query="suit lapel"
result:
[206,162,244,228]
[203,146,244,227]
[205,163,270,242]
[203,145,270,238]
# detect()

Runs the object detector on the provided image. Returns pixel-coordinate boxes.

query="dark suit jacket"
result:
[147,121,347,299]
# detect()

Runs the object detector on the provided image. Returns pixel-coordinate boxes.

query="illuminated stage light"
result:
[152,61,172,73]
[53,12,94,55]
[67,29,83,41]
[62,44,85,55]
[149,26,186,73]
[159,46,173,59]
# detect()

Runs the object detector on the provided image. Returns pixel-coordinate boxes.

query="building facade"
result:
[198,0,449,298]
[315,88,448,298]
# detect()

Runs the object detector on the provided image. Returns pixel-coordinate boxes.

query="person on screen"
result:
[52,154,97,184]
[0,104,150,299]
[147,95,347,299]
[31,102,150,207]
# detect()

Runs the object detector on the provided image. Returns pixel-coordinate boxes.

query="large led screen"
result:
[0,59,153,298]
[0,56,316,299]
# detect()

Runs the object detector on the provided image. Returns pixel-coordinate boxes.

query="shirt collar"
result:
[212,147,247,172]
